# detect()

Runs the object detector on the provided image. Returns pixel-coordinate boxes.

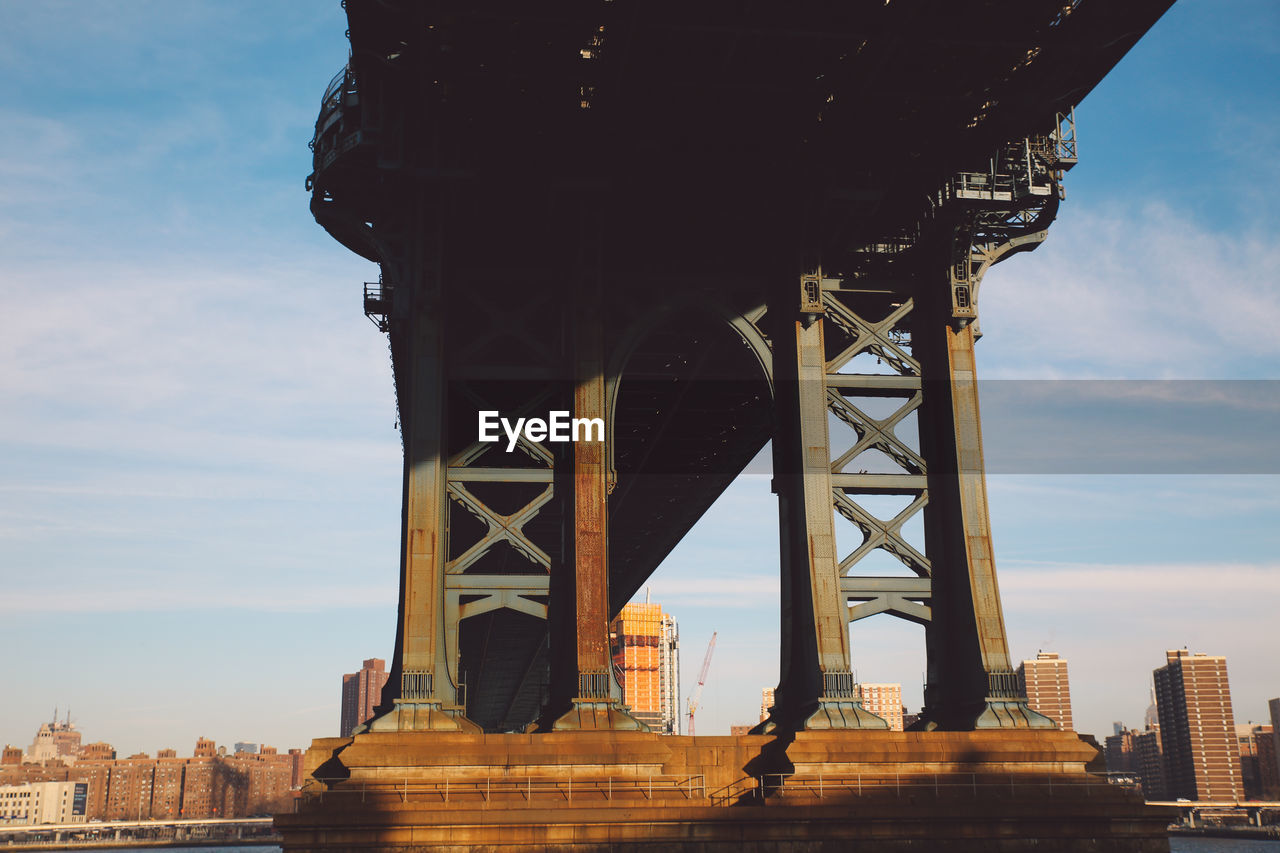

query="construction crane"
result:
[685,632,717,736]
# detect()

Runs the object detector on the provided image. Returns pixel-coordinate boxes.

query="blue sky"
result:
[2,1,1278,756]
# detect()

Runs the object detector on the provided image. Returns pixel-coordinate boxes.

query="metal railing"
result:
[743,772,1113,803]
[952,170,1017,201]
[312,66,350,146]
[363,281,390,331]
[304,774,706,808]
[301,772,1117,810]
[321,66,349,111]
[310,64,363,174]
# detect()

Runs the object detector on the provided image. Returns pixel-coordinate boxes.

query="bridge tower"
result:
[281,2,1178,850]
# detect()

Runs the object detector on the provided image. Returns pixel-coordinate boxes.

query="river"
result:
[15,837,1274,853]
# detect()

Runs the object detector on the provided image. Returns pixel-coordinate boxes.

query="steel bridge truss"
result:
[318,20,1084,731]
[761,123,1073,731]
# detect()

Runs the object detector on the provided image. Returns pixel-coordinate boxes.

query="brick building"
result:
[1104,728,1137,775]
[1153,649,1242,801]
[1133,728,1167,800]
[287,749,306,789]
[340,659,390,737]
[1017,652,1074,730]
[151,755,184,819]
[79,742,115,761]
[1270,699,1280,792]
[2,737,297,823]
[247,747,299,815]
[857,683,904,731]
[104,757,156,821]
[1254,724,1279,798]
[1104,724,1167,799]
[1240,723,1278,799]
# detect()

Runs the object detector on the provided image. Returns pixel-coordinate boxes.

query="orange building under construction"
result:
[609,601,680,733]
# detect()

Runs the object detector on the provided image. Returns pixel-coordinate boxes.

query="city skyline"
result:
[2,2,1279,754]
[1,730,301,822]
[4,716,300,764]
[4,642,1276,760]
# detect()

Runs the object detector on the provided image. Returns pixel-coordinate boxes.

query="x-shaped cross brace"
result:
[828,390,925,476]
[446,483,553,574]
[833,490,931,578]
[824,297,920,377]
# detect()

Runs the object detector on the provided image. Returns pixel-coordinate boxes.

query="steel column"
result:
[915,315,1052,729]
[766,272,887,731]
[368,202,478,733]
[435,270,562,731]
[550,269,643,731]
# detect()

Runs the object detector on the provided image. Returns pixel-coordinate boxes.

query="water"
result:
[1171,840,1280,852]
[21,840,1274,852]
[59,848,280,852]
[24,843,1273,852]
[46,843,1275,853]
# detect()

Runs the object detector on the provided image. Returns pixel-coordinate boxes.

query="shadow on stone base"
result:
[274,730,1172,852]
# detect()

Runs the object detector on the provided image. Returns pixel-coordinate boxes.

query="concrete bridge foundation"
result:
[275,731,1173,852]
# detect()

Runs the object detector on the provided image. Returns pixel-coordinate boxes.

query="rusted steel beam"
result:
[573,290,611,687]
[550,268,643,731]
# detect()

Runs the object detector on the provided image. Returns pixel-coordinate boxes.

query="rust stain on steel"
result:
[573,293,611,675]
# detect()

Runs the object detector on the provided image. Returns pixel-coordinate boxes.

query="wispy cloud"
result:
[0,582,398,615]
[0,255,389,438]
[988,475,1280,518]
[644,574,778,609]
[1002,560,1280,597]
[978,380,1280,473]
[978,203,1280,379]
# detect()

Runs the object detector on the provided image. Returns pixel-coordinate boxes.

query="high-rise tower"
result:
[341,658,390,737]
[1153,649,1242,801]
[1270,698,1280,788]
[26,712,82,763]
[1017,653,1074,731]
[609,602,679,733]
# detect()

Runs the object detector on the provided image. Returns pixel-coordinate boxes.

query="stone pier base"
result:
[274,731,1172,852]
